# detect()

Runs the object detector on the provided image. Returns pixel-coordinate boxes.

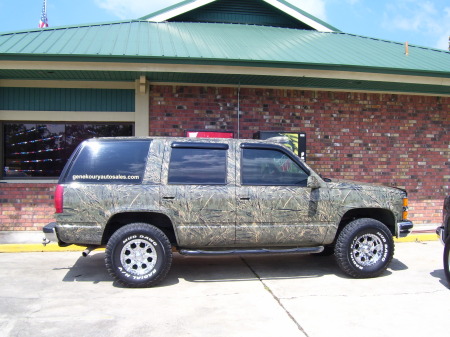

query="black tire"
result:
[444,237,450,286]
[105,223,172,288]
[335,218,394,278]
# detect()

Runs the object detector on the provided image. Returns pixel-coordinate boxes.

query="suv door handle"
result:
[240,197,250,201]
[162,196,175,200]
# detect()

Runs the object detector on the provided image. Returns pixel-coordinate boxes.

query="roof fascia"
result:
[140,0,216,22]
[263,0,339,32]
[1,54,449,79]
[1,60,449,87]
[0,54,450,82]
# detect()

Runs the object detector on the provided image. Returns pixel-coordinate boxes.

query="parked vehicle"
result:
[436,195,450,285]
[43,137,413,287]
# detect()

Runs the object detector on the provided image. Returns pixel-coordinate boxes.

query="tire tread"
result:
[105,222,172,288]
[335,218,394,279]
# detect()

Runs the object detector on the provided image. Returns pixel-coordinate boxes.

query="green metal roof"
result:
[0,21,450,95]
[0,21,448,75]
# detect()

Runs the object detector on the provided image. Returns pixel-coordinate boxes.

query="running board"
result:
[178,246,324,256]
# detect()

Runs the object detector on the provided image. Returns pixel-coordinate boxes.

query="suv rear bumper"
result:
[397,220,413,238]
[43,222,103,246]
[43,222,59,243]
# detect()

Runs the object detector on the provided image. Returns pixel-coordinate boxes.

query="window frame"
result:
[240,143,310,186]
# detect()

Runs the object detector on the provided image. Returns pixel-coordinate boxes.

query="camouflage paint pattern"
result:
[55,137,407,247]
[57,184,161,244]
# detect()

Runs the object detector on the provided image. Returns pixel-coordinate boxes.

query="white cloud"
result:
[436,32,450,50]
[94,0,179,19]
[436,7,450,50]
[382,0,450,49]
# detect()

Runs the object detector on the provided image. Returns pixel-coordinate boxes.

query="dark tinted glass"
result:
[168,148,227,184]
[242,148,308,186]
[3,123,133,178]
[65,140,150,184]
[4,123,65,177]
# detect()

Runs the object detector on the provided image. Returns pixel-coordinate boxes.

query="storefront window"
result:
[2,123,133,178]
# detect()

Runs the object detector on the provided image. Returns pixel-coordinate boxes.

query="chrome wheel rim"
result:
[351,233,384,266]
[120,239,157,276]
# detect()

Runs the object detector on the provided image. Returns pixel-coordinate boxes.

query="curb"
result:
[395,233,438,243]
[0,243,105,253]
[0,233,438,253]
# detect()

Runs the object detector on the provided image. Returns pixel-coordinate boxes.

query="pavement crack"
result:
[240,257,310,337]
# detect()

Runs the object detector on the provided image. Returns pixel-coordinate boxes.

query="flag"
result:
[39,0,48,28]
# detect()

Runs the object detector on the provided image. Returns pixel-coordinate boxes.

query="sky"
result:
[0,0,449,50]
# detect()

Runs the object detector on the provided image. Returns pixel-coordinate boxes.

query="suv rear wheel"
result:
[105,223,172,288]
[444,236,450,285]
[335,218,394,278]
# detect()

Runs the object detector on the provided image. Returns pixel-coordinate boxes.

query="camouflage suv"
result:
[43,137,413,287]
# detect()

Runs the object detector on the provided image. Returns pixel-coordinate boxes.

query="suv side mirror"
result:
[307,175,321,189]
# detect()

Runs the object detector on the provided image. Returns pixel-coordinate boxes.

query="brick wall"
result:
[0,183,55,231]
[1,85,448,231]
[150,85,450,225]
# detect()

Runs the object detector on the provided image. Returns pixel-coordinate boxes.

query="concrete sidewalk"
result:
[0,224,440,253]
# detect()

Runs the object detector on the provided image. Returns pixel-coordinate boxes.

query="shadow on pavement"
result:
[389,258,409,271]
[60,252,112,284]
[60,251,410,287]
[430,268,450,289]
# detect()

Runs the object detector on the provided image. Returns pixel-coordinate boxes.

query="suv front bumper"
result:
[436,226,446,245]
[397,220,413,238]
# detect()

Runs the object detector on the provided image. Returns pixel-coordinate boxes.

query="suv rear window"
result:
[63,140,150,184]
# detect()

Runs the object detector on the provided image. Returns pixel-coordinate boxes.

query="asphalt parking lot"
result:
[0,240,449,337]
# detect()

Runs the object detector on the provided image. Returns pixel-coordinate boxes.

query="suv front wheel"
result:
[335,218,394,278]
[105,223,173,288]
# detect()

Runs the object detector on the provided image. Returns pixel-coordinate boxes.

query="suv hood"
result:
[327,179,407,196]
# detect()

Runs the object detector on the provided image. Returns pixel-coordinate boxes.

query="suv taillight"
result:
[55,184,64,213]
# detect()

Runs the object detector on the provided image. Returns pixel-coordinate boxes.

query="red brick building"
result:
[1,0,449,231]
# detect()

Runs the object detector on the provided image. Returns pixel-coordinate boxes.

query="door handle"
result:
[162,196,175,200]
[240,197,250,201]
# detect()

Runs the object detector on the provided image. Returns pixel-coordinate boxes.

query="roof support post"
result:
[134,76,149,136]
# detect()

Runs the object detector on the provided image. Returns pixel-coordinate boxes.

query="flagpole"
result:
[39,0,49,28]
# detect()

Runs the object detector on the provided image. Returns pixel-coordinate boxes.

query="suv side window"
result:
[168,144,227,185]
[242,148,308,186]
[64,140,150,184]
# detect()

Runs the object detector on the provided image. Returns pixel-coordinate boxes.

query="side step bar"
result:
[179,246,324,256]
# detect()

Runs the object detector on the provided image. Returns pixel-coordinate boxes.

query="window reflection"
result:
[3,123,133,178]
[242,148,308,185]
[168,148,227,184]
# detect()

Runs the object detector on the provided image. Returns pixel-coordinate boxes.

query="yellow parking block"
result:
[395,233,438,243]
[0,243,105,253]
